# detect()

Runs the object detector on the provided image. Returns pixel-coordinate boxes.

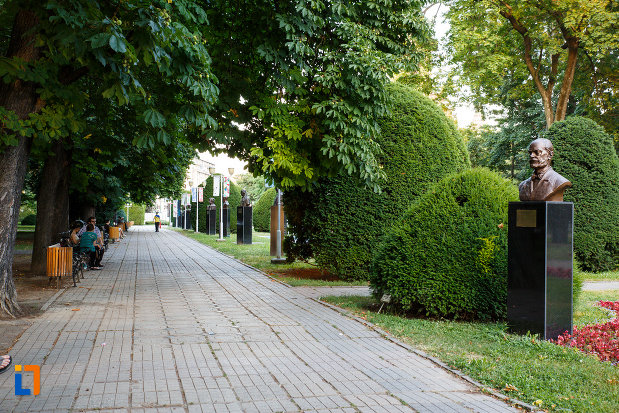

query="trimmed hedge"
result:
[253,188,277,232]
[369,168,519,320]
[284,84,470,280]
[21,214,37,225]
[548,117,619,272]
[191,176,242,234]
[127,204,145,225]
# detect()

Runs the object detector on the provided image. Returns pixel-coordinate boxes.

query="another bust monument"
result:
[508,137,573,340]
[518,138,571,202]
[237,189,252,244]
[206,197,217,234]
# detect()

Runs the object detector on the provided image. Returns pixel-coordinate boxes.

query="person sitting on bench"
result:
[79,223,100,270]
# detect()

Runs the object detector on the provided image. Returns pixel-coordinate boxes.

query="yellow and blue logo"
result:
[14,365,40,396]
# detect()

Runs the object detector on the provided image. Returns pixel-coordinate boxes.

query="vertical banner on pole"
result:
[191,187,197,202]
[223,177,230,198]
[213,176,221,197]
[198,187,204,202]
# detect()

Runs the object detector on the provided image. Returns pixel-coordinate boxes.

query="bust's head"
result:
[241,189,246,196]
[528,138,554,171]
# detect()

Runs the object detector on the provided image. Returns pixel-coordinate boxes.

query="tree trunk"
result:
[0,10,41,317]
[554,41,579,123]
[31,140,72,275]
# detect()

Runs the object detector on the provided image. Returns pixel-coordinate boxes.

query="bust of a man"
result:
[207,197,216,210]
[240,189,251,207]
[519,138,571,202]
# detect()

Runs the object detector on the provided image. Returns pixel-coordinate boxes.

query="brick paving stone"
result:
[0,226,521,412]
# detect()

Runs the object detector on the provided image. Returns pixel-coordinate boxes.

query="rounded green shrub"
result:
[284,83,470,280]
[21,214,36,225]
[369,168,519,320]
[547,116,619,272]
[192,176,242,233]
[253,188,277,232]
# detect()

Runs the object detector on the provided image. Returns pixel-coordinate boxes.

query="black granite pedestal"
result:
[237,206,252,244]
[207,209,216,235]
[507,201,573,340]
[222,208,230,237]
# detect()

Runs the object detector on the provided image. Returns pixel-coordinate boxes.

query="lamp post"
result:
[209,166,235,241]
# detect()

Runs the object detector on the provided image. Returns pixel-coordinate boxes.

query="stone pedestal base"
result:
[508,201,573,340]
[223,208,230,237]
[270,206,286,256]
[237,206,252,244]
[207,209,216,235]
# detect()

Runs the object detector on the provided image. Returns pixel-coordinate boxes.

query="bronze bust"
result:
[207,197,216,210]
[519,138,571,202]
[240,189,251,207]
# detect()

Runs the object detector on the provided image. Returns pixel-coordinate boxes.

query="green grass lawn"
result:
[17,225,36,231]
[323,292,619,412]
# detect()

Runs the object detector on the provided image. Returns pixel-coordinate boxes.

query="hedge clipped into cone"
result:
[369,168,519,320]
[284,83,470,280]
[548,116,619,272]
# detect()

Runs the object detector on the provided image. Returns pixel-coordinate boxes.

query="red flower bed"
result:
[554,301,619,364]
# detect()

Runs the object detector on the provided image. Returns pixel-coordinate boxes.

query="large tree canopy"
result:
[0,0,429,316]
[446,0,618,128]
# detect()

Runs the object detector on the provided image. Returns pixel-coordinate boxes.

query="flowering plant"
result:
[554,301,619,364]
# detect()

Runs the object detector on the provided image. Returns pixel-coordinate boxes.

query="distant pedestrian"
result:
[80,223,100,270]
[154,212,161,232]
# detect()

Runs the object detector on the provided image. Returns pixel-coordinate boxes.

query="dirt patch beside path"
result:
[0,254,61,353]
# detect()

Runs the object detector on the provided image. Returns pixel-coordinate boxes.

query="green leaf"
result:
[109,35,127,53]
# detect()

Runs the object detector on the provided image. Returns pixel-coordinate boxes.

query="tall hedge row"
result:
[370,168,519,320]
[548,116,619,272]
[253,188,277,232]
[284,84,470,280]
[191,175,242,233]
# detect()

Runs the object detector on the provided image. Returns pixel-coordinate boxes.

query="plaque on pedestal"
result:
[223,208,230,237]
[237,206,252,244]
[207,209,216,235]
[508,201,573,340]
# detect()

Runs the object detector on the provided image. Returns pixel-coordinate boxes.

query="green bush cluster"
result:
[253,188,277,232]
[192,175,242,234]
[127,204,145,225]
[284,84,470,280]
[20,214,37,225]
[370,168,519,320]
[548,116,619,272]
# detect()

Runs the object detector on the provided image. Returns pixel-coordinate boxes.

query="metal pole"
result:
[218,174,224,241]
[276,188,282,259]
[195,189,199,233]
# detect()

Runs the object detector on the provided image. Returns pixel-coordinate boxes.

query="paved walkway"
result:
[1,227,520,412]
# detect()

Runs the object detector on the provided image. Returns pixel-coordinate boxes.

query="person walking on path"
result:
[154,212,161,232]
[0,355,11,374]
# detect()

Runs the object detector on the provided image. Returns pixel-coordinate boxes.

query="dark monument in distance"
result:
[508,138,573,340]
[222,197,230,237]
[207,198,217,235]
[237,189,252,244]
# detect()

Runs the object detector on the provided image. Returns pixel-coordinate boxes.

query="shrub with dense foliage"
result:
[548,117,619,272]
[369,168,519,320]
[127,204,145,225]
[20,214,36,226]
[192,176,241,234]
[253,188,277,232]
[284,84,470,280]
